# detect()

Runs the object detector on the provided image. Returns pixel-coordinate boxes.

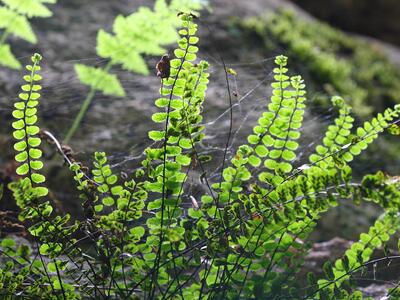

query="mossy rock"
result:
[237,9,400,119]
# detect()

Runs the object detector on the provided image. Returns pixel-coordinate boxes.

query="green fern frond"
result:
[74,64,125,97]
[0,6,36,43]
[96,29,148,75]
[92,151,122,209]
[0,44,21,69]
[262,74,306,176]
[11,53,47,198]
[144,14,208,224]
[0,0,56,69]
[1,0,53,18]
[79,0,205,97]
[316,210,400,298]
[342,105,400,162]
[246,56,306,186]
[145,14,206,163]
[309,96,354,168]
[212,56,306,206]
[309,101,399,170]
[8,55,79,274]
[247,55,290,151]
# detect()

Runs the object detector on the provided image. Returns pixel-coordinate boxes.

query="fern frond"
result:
[211,56,306,206]
[315,210,400,298]
[262,74,306,179]
[309,102,399,171]
[79,0,205,97]
[1,0,53,18]
[340,104,400,163]
[0,44,21,69]
[144,14,208,222]
[247,55,290,151]
[11,53,47,198]
[8,55,79,274]
[309,96,354,168]
[0,7,36,43]
[92,151,122,209]
[246,56,306,186]
[96,29,148,75]
[0,0,56,69]
[74,64,125,97]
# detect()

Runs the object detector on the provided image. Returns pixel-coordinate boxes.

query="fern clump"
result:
[0,0,56,69]
[5,54,79,298]
[1,14,400,300]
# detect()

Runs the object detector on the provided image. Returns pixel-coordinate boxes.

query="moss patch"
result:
[240,9,400,118]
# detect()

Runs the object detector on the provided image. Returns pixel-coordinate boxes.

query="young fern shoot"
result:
[11,53,48,198]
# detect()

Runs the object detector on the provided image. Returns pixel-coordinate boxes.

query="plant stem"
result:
[64,62,112,143]
[64,86,96,143]
[0,29,10,45]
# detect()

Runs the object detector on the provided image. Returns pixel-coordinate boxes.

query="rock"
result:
[359,284,392,299]
[302,237,353,277]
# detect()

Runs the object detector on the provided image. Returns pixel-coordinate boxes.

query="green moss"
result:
[241,9,400,118]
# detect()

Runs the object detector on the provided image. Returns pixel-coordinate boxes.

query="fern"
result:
[142,15,209,296]
[74,64,125,97]
[65,0,206,142]
[344,105,400,161]
[0,0,56,69]
[309,96,354,168]
[245,56,306,186]
[213,56,306,210]
[312,210,400,298]
[10,53,47,197]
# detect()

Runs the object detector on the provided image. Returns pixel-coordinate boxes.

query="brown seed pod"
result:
[156,54,170,79]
